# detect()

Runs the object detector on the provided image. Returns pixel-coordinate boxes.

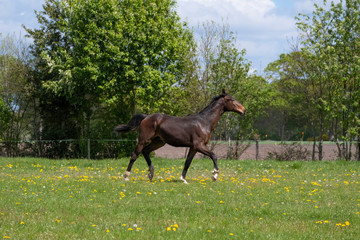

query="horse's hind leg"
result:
[142,137,165,181]
[124,143,144,181]
[180,148,197,184]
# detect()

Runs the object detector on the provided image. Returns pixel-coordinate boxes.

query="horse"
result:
[114,89,246,184]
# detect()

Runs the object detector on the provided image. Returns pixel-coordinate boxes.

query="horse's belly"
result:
[157,126,193,148]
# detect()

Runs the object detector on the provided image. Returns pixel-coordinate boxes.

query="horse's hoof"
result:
[124,171,130,181]
[180,176,188,184]
[212,170,219,182]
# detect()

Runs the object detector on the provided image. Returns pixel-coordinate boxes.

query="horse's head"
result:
[221,89,246,115]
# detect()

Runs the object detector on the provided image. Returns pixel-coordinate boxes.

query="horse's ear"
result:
[222,89,226,95]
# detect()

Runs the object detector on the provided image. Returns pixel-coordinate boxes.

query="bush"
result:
[267,142,310,161]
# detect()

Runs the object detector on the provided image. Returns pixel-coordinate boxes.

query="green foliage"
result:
[264,51,315,141]
[297,0,360,160]
[25,0,194,142]
[0,34,33,143]
[0,97,11,140]
[265,0,360,160]
[29,0,193,113]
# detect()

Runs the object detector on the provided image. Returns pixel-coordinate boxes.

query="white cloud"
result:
[177,0,298,70]
[178,0,294,30]
[0,0,300,72]
[0,0,43,37]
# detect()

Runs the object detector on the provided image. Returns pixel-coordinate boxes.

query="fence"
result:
[0,139,136,159]
[0,139,359,160]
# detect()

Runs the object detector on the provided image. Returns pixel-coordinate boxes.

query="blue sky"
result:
[0,0,321,73]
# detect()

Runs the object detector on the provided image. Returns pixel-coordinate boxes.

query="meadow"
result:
[0,157,359,239]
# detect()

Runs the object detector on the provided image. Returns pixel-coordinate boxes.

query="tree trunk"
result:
[255,139,259,160]
[312,138,316,161]
[357,135,360,161]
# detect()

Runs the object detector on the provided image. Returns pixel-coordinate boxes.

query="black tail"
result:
[114,114,147,133]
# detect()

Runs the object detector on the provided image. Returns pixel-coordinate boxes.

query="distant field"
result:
[1,157,359,239]
[155,142,355,160]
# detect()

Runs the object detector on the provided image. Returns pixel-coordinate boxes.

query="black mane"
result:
[199,93,227,115]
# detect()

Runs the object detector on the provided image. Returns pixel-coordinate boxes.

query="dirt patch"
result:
[154,142,352,160]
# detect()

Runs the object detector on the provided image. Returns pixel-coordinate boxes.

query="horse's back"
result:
[140,113,206,147]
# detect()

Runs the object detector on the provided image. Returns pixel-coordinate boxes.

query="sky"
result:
[0,0,321,73]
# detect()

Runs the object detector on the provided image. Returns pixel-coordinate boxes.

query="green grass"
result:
[1,157,359,239]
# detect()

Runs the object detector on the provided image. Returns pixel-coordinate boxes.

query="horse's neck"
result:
[199,101,224,131]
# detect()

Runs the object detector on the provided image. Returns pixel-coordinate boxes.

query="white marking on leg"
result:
[212,169,219,182]
[124,171,130,181]
[180,176,188,184]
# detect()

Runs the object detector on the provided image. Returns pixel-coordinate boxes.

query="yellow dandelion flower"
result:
[345,221,350,226]
[128,228,133,231]
[167,227,172,231]
[229,233,234,236]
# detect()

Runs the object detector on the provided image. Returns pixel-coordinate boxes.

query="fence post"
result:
[256,139,259,160]
[87,139,91,159]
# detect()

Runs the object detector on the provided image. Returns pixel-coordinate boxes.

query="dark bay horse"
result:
[115,90,246,184]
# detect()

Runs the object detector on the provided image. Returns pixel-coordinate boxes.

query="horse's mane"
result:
[199,93,227,115]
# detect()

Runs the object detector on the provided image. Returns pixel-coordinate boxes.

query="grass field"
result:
[1,157,359,239]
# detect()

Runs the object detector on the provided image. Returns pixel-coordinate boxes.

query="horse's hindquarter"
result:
[156,115,209,148]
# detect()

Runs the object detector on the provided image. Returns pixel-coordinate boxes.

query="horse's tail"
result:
[114,113,147,133]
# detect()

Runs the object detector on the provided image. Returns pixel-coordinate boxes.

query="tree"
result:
[0,34,33,155]
[296,0,360,160]
[265,50,329,159]
[0,97,11,141]
[179,21,271,158]
[25,0,194,140]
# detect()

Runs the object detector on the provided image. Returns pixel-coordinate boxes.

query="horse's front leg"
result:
[196,144,220,182]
